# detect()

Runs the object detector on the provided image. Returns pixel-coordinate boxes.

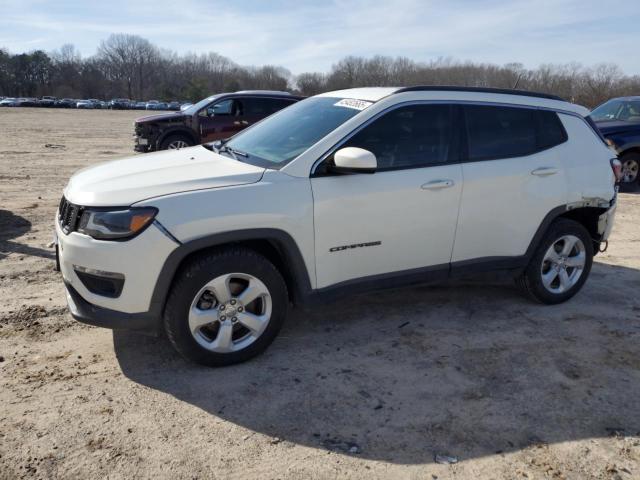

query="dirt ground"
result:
[0,107,639,480]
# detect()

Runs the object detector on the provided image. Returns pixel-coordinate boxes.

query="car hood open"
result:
[64,146,265,206]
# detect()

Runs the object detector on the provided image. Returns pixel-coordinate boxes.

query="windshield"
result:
[591,99,640,122]
[181,95,223,115]
[223,97,371,167]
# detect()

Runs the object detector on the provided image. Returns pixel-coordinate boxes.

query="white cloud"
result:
[1,0,639,73]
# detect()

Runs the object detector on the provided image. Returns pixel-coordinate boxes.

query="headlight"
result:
[77,207,157,240]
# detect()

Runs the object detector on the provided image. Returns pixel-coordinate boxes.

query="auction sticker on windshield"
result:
[334,98,373,110]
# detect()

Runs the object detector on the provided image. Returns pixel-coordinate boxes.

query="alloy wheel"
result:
[540,235,586,294]
[188,273,272,353]
[621,158,639,183]
[168,140,189,149]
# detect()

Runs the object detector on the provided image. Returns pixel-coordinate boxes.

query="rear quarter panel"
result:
[559,113,617,204]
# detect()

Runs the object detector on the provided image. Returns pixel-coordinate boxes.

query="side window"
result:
[619,101,640,121]
[537,110,567,149]
[268,98,297,114]
[464,105,537,160]
[238,98,288,116]
[199,98,235,117]
[340,104,454,170]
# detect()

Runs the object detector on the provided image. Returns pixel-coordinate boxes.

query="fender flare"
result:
[618,143,640,157]
[146,228,313,322]
[156,127,198,149]
[523,205,568,260]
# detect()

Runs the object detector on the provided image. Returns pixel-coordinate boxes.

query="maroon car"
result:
[133,91,303,152]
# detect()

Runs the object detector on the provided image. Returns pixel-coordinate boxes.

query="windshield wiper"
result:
[217,144,248,160]
[211,139,229,151]
[204,140,249,160]
[226,146,248,157]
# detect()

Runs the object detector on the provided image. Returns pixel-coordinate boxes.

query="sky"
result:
[1,0,639,75]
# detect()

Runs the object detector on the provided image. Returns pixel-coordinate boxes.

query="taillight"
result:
[610,158,622,183]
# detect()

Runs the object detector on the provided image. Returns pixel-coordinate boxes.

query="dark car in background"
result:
[591,96,640,190]
[147,102,169,111]
[133,90,303,152]
[108,98,131,109]
[16,98,38,107]
[88,99,104,109]
[56,98,76,108]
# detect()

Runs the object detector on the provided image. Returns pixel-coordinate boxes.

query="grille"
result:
[58,196,81,234]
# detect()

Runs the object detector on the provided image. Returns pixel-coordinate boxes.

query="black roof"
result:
[233,90,306,99]
[395,86,565,102]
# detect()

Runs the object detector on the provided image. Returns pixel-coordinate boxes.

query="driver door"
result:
[198,98,243,143]
[311,103,464,289]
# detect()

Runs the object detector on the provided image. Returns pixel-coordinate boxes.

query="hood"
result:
[136,112,185,123]
[64,146,265,206]
[594,119,640,135]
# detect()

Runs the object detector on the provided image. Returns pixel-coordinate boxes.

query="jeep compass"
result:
[57,86,618,366]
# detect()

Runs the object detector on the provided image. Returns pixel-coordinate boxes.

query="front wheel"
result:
[517,219,593,304]
[164,248,288,366]
[160,134,194,150]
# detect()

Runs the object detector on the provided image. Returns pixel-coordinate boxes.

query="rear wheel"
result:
[160,134,194,150]
[619,152,639,192]
[164,248,288,367]
[517,219,593,304]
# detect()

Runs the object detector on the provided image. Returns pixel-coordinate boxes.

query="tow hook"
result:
[598,240,609,253]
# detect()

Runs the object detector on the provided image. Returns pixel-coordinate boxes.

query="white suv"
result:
[56,86,618,366]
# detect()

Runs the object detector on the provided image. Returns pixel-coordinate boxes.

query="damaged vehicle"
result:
[133,90,302,152]
[56,86,618,367]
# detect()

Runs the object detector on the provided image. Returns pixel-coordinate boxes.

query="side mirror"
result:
[330,147,377,174]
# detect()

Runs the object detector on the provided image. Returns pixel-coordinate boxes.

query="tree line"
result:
[1,33,638,108]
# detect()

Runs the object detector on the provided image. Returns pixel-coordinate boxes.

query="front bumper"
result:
[133,135,152,152]
[65,282,159,332]
[133,123,158,152]
[56,218,178,330]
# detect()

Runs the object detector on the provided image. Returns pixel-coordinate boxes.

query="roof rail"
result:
[234,90,292,95]
[394,85,565,102]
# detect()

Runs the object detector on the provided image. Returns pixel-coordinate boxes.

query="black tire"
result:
[160,134,194,150]
[618,152,640,192]
[517,218,593,304]
[164,247,288,367]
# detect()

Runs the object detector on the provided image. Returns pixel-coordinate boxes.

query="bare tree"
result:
[97,34,160,99]
[295,72,326,96]
[2,34,640,107]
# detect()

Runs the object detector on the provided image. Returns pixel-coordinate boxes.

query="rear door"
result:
[451,104,568,264]
[236,97,298,130]
[311,103,464,288]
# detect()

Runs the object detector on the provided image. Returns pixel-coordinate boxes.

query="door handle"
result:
[421,179,455,190]
[531,167,559,176]
[234,120,249,126]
